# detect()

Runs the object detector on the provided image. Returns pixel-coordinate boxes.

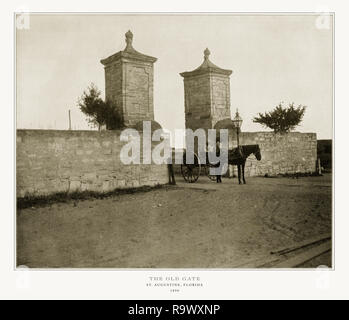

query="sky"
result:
[16,14,333,143]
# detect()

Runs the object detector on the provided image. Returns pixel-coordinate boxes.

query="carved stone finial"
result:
[125,30,133,47]
[204,48,210,60]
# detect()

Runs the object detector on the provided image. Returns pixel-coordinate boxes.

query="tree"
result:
[253,102,306,133]
[77,83,123,130]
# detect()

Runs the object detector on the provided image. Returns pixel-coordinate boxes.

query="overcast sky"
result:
[16,14,333,142]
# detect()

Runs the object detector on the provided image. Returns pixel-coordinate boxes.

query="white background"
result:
[1,0,347,300]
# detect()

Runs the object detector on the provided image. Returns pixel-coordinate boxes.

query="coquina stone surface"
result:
[101,31,157,128]
[16,130,169,198]
[173,132,317,177]
[228,131,318,177]
[180,48,232,131]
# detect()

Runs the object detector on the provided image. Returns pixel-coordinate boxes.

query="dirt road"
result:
[17,174,332,268]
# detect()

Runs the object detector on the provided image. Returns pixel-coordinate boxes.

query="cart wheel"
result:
[181,153,201,183]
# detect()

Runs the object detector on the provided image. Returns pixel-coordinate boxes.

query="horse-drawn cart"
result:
[180,145,261,184]
[180,151,218,183]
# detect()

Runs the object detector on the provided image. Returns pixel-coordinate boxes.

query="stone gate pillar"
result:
[101,31,157,128]
[180,48,233,132]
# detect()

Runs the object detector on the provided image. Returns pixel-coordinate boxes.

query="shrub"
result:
[253,102,306,133]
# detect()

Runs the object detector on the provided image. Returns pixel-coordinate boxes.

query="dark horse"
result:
[230,145,262,184]
[214,144,262,184]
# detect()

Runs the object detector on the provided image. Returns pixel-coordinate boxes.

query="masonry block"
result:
[228,131,318,177]
[16,130,169,197]
[180,48,232,131]
[101,31,157,128]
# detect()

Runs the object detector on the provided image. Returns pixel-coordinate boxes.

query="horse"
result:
[228,144,262,184]
[212,144,262,184]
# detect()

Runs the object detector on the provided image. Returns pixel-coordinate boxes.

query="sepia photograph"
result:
[15,13,333,269]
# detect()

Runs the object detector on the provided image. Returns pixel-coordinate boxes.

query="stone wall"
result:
[104,61,123,121]
[173,132,317,178]
[210,75,231,128]
[101,31,157,128]
[184,74,230,130]
[16,130,169,198]
[180,49,232,132]
[124,62,155,126]
[182,74,231,131]
[183,75,212,131]
[104,61,155,127]
[229,131,317,177]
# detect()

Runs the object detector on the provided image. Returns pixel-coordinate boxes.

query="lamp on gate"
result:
[232,109,243,146]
